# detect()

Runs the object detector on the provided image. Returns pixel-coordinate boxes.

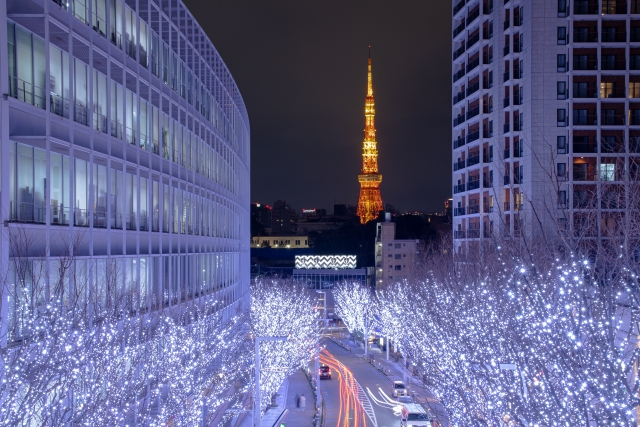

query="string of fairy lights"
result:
[336,255,640,426]
[249,279,319,417]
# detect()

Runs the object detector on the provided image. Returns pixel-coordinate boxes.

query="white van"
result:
[400,403,431,427]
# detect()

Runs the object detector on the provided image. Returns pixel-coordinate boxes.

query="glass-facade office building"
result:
[0,0,250,338]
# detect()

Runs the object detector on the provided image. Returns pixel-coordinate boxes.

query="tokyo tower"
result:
[356,48,383,224]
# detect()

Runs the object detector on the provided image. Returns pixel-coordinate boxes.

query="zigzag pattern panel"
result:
[295,255,357,270]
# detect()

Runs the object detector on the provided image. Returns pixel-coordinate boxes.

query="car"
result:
[392,380,407,397]
[397,395,414,404]
[400,403,431,427]
[319,364,332,379]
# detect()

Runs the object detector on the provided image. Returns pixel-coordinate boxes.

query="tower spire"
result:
[357,48,383,224]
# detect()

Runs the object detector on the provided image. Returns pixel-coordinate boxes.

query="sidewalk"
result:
[234,369,316,427]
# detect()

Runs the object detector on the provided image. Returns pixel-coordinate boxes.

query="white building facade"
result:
[0,0,250,339]
[452,0,640,253]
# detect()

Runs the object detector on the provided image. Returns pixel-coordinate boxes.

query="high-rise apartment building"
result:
[452,0,640,253]
[0,0,250,338]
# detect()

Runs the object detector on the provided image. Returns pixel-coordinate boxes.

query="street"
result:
[320,339,405,427]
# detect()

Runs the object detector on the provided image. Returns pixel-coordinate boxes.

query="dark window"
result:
[557,135,567,153]
[558,27,568,44]
[557,163,567,179]
[557,81,567,99]
[557,109,567,126]
[395,265,402,271]
[557,54,567,72]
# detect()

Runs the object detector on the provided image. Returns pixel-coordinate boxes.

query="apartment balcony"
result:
[454,230,466,239]
[573,30,598,43]
[503,70,510,82]
[468,204,481,214]
[453,68,466,83]
[453,21,466,38]
[466,154,480,167]
[513,41,523,53]
[467,57,480,73]
[467,179,481,190]
[573,87,597,98]
[467,130,480,144]
[467,33,480,49]
[454,183,466,194]
[503,175,510,185]
[454,136,466,148]
[600,115,625,126]
[601,31,627,43]
[467,229,481,238]
[504,201,511,211]
[573,58,598,71]
[573,139,598,153]
[574,0,599,14]
[513,144,523,157]
[504,122,510,133]
[573,114,598,126]
[453,45,466,60]
[467,81,480,97]
[631,28,640,42]
[453,91,465,105]
[453,0,466,16]
[467,7,480,24]
[504,148,510,159]
[454,206,466,216]
[466,106,480,120]
[483,203,494,213]
[503,97,510,108]
[503,44,510,56]
[602,2,628,14]
[504,18,510,31]
[454,159,466,171]
[483,179,493,188]
[453,113,466,127]
[630,112,640,125]
[601,59,626,71]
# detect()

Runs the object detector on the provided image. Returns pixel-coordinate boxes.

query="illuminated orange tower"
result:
[357,48,383,224]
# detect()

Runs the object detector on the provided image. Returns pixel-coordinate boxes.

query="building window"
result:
[558,190,567,208]
[557,163,567,180]
[395,265,402,270]
[600,163,615,181]
[557,81,567,100]
[557,109,567,126]
[395,254,401,259]
[388,254,392,257]
[630,82,640,98]
[557,136,566,153]
[558,0,567,16]
[557,54,567,72]
[557,27,568,45]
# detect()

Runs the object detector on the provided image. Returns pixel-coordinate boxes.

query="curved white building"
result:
[0,0,250,338]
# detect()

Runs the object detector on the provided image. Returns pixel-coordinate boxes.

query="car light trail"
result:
[320,349,377,427]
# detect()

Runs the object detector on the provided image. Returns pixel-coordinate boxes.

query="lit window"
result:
[600,163,615,181]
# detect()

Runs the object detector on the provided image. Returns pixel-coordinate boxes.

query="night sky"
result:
[182,0,452,213]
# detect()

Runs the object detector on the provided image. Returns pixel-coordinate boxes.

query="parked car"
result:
[400,403,431,427]
[392,380,407,397]
[319,364,332,379]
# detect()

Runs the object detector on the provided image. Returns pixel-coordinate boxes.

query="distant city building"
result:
[271,199,299,235]
[251,235,309,249]
[356,49,384,224]
[333,204,348,216]
[375,215,419,287]
[302,208,328,218]
[293,255,374,289]
[251,202,272,231]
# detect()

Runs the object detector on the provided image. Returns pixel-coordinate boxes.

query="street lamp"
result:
[254,336,287,427]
